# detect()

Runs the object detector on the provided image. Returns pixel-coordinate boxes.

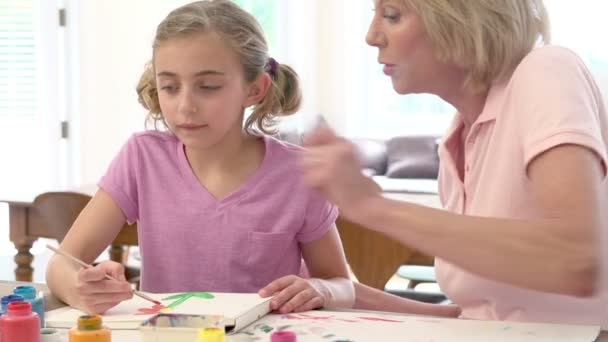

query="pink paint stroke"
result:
[283,314,335,320]
[358,316,404,323]
[136,303,167,315]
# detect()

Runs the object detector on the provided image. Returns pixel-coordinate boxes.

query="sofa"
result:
[277,122,441,195]
[351,136,440,194]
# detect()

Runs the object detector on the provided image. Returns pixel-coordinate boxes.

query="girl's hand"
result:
[259,275,326,313]
[73,261,133,314]
[300,128,382,222]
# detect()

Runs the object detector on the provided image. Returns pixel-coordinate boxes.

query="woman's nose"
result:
[366,21,384,47]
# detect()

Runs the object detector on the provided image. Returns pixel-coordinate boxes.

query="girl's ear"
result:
[243,73,272,108]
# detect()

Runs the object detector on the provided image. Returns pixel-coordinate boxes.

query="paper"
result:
[234,310,601,342]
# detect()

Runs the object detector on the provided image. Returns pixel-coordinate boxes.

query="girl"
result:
[46,0,353,315]
[302,0,608,328]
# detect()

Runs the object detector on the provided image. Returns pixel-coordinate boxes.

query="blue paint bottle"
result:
[1,294,24,316]
[13,285,45,327]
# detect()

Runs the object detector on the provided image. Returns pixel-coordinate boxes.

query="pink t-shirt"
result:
[99,132,338,293]
[436,45,608,328]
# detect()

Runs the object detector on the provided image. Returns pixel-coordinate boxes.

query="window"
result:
[344,4,454,139]
[0,0,63,257]
[545,1,608,68]
[232,1,319,127]
[233,0,280,55]
[345,2,608,139]
[0,0,37,118]
[0,0,62,192]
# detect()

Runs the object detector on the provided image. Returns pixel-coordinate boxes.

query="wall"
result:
[66,0,193,186]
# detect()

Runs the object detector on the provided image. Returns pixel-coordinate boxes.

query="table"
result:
[1,187,137,282]
[0,281,605,342]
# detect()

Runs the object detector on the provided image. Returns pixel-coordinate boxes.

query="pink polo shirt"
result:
[435,46,608,328]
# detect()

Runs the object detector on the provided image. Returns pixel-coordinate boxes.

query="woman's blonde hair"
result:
[406,0,550,92]
[136,0,301,134]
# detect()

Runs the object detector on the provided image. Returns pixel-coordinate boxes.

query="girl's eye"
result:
[200,86,222,90]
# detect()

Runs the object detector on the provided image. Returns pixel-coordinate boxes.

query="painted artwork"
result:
[45,292,271,330]
[234,310,601,342]
[136,292,216,315]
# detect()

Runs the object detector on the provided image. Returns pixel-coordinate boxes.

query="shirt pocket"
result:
[246,231,295,283]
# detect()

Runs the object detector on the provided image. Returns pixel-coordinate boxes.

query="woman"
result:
[302,0,608,328]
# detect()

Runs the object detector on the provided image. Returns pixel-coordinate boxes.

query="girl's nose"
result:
[178,91,198,114]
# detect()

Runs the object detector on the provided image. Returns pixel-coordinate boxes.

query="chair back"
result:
[30,191,91,242]
[336,216,433,290]
[30,191,138,275]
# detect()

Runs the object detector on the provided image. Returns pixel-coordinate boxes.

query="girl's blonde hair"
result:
[406,0,550,92]
[136,0,301,134]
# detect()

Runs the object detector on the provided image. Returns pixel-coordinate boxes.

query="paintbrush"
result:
[46,244,160,305]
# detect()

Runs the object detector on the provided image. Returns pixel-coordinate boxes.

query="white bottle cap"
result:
[40,328,61,342]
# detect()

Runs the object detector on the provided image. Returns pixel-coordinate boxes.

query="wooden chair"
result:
[336,216,448,303]
[336,216,434,290]
[30,191,140,284]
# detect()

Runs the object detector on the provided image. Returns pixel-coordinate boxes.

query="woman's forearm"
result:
[356,196,598,297]
[353,283,460,318]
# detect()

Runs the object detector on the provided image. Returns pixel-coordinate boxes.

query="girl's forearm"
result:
[45,255,80,306]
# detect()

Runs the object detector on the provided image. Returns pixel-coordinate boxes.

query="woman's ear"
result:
[243,73,272,108]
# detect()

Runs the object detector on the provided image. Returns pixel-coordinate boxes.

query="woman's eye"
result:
[160,85,177,92]
[383,8,400,22]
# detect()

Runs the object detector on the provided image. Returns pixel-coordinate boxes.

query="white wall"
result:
[313,0,347,131]
[67,0,193,186]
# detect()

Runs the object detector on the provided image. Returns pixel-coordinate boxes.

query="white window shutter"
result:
[0,0,37,117]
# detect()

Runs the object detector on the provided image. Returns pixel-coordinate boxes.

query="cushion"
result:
[351,138,388,175]
[386,136,439,179]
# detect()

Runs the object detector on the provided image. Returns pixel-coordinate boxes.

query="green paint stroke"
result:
[258,324,274,333]
[162,292,215,309]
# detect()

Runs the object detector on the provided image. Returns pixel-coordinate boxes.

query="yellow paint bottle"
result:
[198,327,225,342]
[69,315,111,342]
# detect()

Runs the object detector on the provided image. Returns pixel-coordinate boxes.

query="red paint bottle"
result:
[0,301,41,342]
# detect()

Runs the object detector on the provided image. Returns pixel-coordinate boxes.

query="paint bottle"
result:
[0,301,41,342]
[198,327,226,342]
[14,285,45,327]
[69,315,111,342]
[271,330,297,342]
[1,294,24,315]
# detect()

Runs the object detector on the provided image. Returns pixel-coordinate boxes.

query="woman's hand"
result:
[73,261,133,314]
[300,128,382,222]
[259,275,326,313]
